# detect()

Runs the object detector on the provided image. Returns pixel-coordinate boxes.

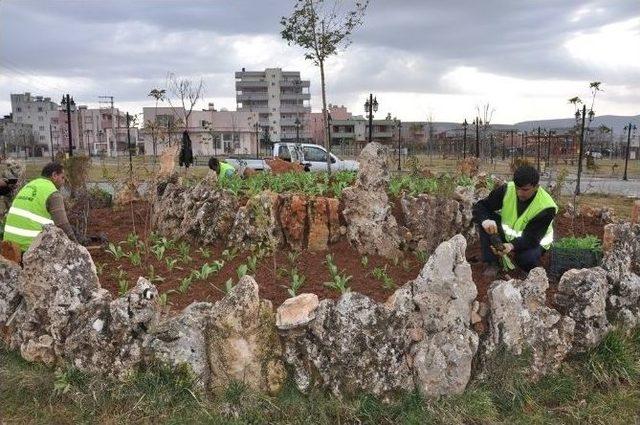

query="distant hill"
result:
[513,115,640,134]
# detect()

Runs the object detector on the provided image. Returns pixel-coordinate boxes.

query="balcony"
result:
[280,105,311,113]
[373,131,394,138]
[235,71,266,79]
[332,131,356,139]
[237,93,269,101]
[280,80,310,88]
[280,93,311,101]
[235,80,269,89]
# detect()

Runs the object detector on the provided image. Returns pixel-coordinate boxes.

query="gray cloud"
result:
[1,0,638,121]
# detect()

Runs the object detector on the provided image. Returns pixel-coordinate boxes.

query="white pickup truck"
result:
[225,143,359,172]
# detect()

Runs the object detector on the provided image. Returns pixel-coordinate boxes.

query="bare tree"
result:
[147,88,166,161]
[281,0,369,174]
[165,73,205,134]
[475,103,494,158]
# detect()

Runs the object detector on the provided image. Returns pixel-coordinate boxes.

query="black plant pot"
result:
[549,247,602,280]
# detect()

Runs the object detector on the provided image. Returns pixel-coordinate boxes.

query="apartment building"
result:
[10,93,59,152]
[235,68,311,143]
[142,104,259,157]
[0,114,35,156]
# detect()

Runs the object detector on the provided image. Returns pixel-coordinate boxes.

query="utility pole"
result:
[546,130,552,169]
[49,124,54,161]
[474,118,480,158]
[537,126,541,172]
[462,119,468,159]
[623,123,637,181]
[62,94,74,157]
[575,105,587,195]
[126,113,133,176]
[397,119,402,171]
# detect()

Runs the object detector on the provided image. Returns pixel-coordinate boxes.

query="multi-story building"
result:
[0,114,35,157]
[10,93,59,154]
[235,68,311,143]
[142,104,259,157]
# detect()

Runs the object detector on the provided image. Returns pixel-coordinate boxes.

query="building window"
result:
[38,107,43,112]
[16,107,21,112]
[38,116,43,121]
[40,135,45,141]
[223,133,232,141]
[39,126,44,131]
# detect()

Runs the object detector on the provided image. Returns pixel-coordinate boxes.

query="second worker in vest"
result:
[3,162,78,253]
[472,165,557,278]
[208,157,236,183]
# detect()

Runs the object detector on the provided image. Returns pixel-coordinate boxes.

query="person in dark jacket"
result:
[179,131,193,168]
[472,165,557,277]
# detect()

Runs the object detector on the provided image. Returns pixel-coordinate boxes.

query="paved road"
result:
[559,177,640,197]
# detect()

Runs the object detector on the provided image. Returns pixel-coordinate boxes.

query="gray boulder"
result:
[226,191,282,250]
[278,291,416,398]
[206,276,286,395]
[555,268,609,353]
[342,143,403,260]
[410,234,479,397]
[484,268,575,379]
[0,257,22,326]
[144,302,215,388]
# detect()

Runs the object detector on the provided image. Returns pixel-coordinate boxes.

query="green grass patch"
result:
[552,235,603,253]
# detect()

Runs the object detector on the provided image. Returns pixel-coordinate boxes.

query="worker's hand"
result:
[482,219,498,235]
[502,243,514,255]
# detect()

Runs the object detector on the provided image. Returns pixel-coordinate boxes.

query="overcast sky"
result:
[1,0,638,124]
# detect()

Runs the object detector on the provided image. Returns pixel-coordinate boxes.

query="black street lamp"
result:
[61,94,75,157]
[623,123,637,181]
[327,113,332,148]
[462,119,468,159]
[473,117,482,158]
[364,94,378,144]
[294,116,301,145]
[253,121,260,157]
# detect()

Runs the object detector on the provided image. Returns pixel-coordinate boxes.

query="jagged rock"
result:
[278,194,307,251]
[145,302,214,387]
[10,226,101,363]
[279,292,415,398]
[307,197,341,251]
[0,158,25,224]
[410,234,478,396]
[227,191,281,250]
[62,278,159,377]
[343,143,402,260]
[152,179,239,245]
[0,257,22,326]
[276,293,319,330]
[555,268,609,353]
[206,276,286,395]
[602,223,640,326]
[484,268,575,379]
[602,223,640,282]
[401,191,475,255]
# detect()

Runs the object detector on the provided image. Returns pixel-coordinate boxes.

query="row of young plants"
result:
[99,231,430,305]
[212,170,477,199]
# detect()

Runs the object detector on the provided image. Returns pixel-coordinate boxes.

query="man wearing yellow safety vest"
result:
[208,157,236,183]
[472,165,557,278]
[3,162,78,252]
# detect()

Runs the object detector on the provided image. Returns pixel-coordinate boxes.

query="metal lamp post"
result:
[462,119,468,159]
[254,121,259,157]
[395,118,402,171]
[295,116,301,145]
[364,94,378,144]
[623,123,637,181]
[61,94,75,157]
[574,104,594,195]
[473,117,482,158]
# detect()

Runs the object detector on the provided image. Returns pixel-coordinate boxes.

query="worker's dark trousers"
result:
[478,211,543,272]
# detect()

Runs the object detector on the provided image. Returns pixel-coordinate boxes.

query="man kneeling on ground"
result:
[208,157,236,183]
[472,164,558,278]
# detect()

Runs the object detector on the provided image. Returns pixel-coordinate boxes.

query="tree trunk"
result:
[320,59,331,175]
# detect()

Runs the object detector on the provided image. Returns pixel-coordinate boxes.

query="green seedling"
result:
[414,250,429,264]
[165,257,180,271]
[178,276,192,294]
[146,265,165,284]
[125,232,140,248]
[105,242,126,259]
[157,292,169,307]
[196,247,211,259]
[287,268,306,297]
[287,250,301,265]
[128,251,141,266]
[95,262,105,276]
[221,247,238,262]
[224,278,235,293]
[246,255,258,274]
[324,254,352,294]
[553,235,602,252]
[151,244,166,261]
[117,278,129,296]
[372,265,396,290]
[178,242,192,263]
[236,264,248,279]
[360,255,369,268]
